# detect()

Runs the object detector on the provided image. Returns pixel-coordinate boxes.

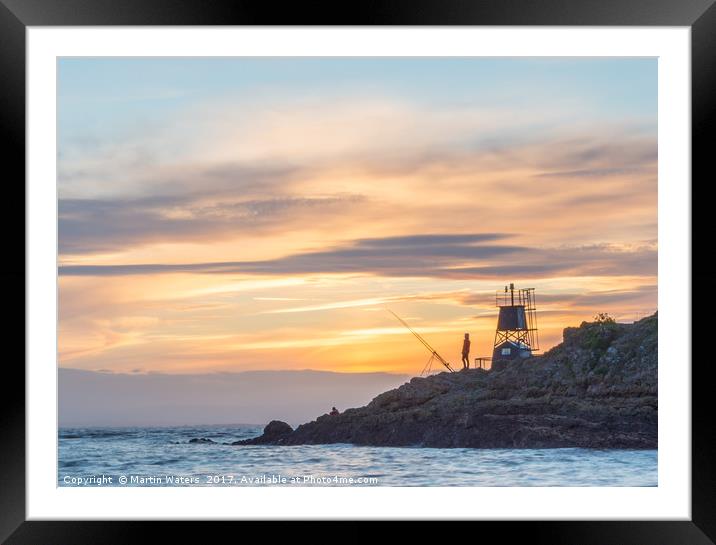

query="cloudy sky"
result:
[58,57,657,374]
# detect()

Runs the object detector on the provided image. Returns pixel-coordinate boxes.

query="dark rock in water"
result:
[236,313,658,449]
[189,437,216,444]
[232,420,294,445]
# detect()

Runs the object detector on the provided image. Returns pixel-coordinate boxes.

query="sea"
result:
[58,425,658,487]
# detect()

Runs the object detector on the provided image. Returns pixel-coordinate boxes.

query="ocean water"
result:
[58,425,657,487]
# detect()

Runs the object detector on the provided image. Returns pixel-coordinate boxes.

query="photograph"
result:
[56,56,658,488]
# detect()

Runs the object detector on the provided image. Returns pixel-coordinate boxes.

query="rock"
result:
[189,437,216,444]
[232,420,293,445]
[235,313,658,449]
[262,420,293,438]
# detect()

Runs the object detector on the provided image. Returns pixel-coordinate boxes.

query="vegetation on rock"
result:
[238,313,658,449]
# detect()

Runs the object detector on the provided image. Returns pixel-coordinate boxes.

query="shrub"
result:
[594,312,615,324]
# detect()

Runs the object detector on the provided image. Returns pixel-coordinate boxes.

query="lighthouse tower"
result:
[492,283,539,361]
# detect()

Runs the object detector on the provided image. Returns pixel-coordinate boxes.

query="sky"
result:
[58,57,658,375]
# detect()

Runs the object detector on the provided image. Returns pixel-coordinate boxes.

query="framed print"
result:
[2,0,713,542]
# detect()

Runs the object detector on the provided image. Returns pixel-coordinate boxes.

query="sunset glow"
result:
[58,58,657,374]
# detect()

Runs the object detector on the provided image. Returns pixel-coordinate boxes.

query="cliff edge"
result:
[235,313,657,449]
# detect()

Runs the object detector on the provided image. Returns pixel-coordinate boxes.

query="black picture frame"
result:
[2,0,711,541]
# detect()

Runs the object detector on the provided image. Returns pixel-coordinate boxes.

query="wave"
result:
[59,459,84,467]
[59,429,137,439]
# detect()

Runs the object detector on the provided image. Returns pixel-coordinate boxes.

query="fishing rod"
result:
[388,310,454,373]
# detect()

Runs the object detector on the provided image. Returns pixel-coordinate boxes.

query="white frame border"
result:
[27,26,690,520]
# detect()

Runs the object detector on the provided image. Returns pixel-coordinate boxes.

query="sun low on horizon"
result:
[58,57,657,376]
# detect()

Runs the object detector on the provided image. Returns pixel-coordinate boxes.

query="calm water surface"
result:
[58,425,657,487]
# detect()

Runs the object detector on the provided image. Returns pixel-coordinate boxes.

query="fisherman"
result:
[461,333,471,369]
[329,406,340,416]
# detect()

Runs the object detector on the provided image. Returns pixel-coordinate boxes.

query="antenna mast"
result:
[388,310,454,373]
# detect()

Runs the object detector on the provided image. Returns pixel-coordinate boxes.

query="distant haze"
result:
[59,368,409,427]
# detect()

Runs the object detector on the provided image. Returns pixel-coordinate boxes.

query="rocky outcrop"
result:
[238,314,658,449]
[233,420,293,445]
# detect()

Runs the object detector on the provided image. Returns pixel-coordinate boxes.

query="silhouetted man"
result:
[461,333,471,369]
[329,407,339,416]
